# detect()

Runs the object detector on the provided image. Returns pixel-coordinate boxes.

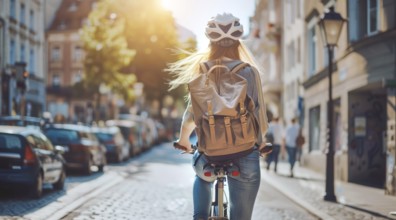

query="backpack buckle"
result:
[209,116,215,125]
[240,114,247,123]
[224,117,231,126]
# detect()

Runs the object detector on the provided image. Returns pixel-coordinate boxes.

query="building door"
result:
[348,90,387,188]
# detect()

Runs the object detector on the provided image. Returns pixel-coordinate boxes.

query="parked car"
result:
[0,115,44,129]
[154,120,169,143]
[92,126,130,163]
[106,119,144,156]
[119,114,157,150]
[44,124,106,175]
[0,126,66,198]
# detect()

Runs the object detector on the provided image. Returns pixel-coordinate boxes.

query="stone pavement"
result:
[59,144,317,220]
[261,161,396,220]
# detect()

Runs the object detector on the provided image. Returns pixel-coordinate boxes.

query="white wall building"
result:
[281,0,305,125]
[0,0,46,116]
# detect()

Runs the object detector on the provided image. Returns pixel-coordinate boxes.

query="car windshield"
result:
[0,134,23,153]
[95,132,113,142]
[45,129,79,144]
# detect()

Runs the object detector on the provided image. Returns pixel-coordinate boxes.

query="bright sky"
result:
[161,0,256,49]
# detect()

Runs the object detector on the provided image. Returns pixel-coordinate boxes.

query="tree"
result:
[113,0,181,108]
[80,0,136,103]
[81,0,197,118]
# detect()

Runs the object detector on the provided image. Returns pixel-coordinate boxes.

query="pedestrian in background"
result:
[285,118,300,177]
[265,117,284,173]
[295,128,305,163]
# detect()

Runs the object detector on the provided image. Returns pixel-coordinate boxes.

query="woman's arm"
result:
[175,101,196,151]
[251,66,269,144]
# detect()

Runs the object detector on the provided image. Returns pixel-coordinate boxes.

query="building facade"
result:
[247,0,283,120]
[0,0,46,117]
[46,0,98,123]
[281,0,305,127]
[302,0,396,195]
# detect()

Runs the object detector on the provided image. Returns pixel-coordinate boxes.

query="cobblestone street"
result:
[2,142,394,220]
[60,143,316,220]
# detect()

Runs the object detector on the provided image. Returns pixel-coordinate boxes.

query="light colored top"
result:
[268,122,284,145]
[285,123,300,148]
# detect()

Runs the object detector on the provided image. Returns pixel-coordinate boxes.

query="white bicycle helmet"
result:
[205,13,244,47]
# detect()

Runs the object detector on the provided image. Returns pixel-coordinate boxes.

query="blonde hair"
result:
[167,40,260,91]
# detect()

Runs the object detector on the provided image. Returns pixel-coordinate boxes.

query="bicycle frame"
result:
[205,162,239,220]
[212,168,227,219]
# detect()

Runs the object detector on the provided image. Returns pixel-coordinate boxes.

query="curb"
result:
[262,171,335,220]
[24,171,125,220]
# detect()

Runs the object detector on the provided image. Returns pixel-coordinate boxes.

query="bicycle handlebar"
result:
[173,142,273,155]
[173,142,195,154]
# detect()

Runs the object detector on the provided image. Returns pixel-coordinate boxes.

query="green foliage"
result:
[80,0,136,102]
[80,0,198,107]
[113,0,181,101]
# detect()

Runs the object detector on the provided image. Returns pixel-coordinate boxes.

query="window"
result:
[348,0,379,42]
[307,26,317,76]
[20,3,25,25]
[368,0,379,35]
[29,10,34,31]
[285,0,292,26]
[291,0,296,22]
[68,2,78,11]
[10,0,16,19]
[296,0,301,18]
[309,106,321,152]
[287,41,295,70]
[10,40,15,64]
[72,71,82,84]
[51,46,61,61]
[20,43,25,62]
[38,133,54,151]
[296,37,301,63]
[91,2,98,9]
[52,74,60,86]
[29,48,35,74]
[73,46,83,61]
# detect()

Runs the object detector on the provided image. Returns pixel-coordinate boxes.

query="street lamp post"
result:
[318,6,346,202]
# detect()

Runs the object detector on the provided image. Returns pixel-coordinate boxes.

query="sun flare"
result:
[160,0,172,10]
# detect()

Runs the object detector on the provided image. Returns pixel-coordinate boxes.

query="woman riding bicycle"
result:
[168,13,269,220]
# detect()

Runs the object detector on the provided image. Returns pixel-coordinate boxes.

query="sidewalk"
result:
[261,161,396,220]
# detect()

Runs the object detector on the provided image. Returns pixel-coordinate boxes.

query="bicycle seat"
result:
[203,161,240,177]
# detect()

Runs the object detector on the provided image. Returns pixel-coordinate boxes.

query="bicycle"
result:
[204,160,239,219]
[174,142,272,220]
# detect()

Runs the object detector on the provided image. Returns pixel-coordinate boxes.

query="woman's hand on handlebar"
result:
[173,141,195,154]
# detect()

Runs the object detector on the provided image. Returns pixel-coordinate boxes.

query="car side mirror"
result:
[54,145,66,154]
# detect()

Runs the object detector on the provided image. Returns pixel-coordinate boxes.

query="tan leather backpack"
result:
[188,60,258,160]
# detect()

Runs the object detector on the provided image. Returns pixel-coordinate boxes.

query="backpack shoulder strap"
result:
[199,62,209,73]
[230,62,249,74]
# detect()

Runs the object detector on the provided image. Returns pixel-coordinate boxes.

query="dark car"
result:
[92,126,130,163]
[0,115,44,129]
[106,119,143,156]
[0,126,66,198]
[44,124,106,175]
[118,114,155,151]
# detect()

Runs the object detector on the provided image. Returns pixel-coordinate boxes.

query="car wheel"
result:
[98,157,107,172]
[84,157,93,175]
[30,172,43,199]
[53,169,66,190]
[116,150,123,163]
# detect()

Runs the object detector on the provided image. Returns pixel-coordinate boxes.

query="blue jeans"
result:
[192,149,261,220]
[286,146,297,170]
[265,144,280,170]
